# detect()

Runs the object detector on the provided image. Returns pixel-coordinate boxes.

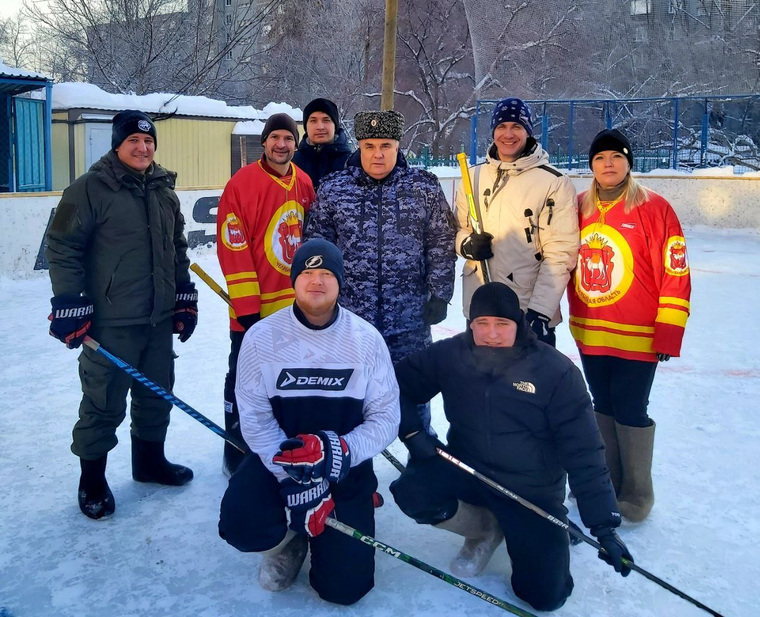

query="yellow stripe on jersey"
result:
[261,289,296,302]
[656,306,689,328]
[225,271,258,282]
[261,297,295,317]
[228,281,261,299]
[660,296,691,310]
[569,324,654,354]
[569,316,654,334]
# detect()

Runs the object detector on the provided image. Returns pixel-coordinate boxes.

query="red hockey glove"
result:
[280,478,334,537]
[273,430,351,484]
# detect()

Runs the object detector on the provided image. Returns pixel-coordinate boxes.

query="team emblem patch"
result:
[265,202,305,275]
[221,213,248,251]
[665,237,689,276]
[137,119,152,132]
[305,255,323,269]
[575,224,634,307]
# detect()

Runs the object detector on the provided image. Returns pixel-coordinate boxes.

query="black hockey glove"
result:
[460,232,494,261]
[423,296,448,325]
[173,282,198,343]
[526,309,556,346]
[49,294,94,349]
[236,313,260,331]
[656,353,671,362]
[592,526,633,577]
[402,430,444,461]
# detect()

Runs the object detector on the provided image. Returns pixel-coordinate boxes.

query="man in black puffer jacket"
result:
[390,282,632,612]
[292,98,352,190]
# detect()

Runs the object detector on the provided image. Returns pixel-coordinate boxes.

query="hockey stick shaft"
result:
[191,261,405,473]
[437,449,724,617]
[82,337,248,454]
[457,152,491,283]
[325,518,537,616]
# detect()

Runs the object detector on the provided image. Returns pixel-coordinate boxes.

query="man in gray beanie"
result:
[306,110,455,395]
[219,239,399,604]
[46,109,196,519]
[390,282,632,612]
[455,97,579,348]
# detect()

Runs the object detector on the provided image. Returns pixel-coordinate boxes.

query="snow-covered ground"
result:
[1,226,757,617]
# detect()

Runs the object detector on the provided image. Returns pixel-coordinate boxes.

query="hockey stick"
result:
[457,152,491,283]
[82,337,248,454]
[325,518,538,616]
[190,261,406,474]
[437,449,725,617]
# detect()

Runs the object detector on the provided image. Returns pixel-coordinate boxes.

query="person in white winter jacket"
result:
[455,97,579,346]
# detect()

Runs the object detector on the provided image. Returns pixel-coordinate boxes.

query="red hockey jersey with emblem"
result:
[217,158,314,331]
[567,190,691,361]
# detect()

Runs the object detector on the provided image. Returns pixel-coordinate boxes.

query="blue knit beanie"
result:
[290,239,345,289]
[490,98,534,137]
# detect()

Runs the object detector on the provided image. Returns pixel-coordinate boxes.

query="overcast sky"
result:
[1,0,24,19]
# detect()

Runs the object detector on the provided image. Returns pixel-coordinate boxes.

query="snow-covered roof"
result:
[0,59,51,82]
[232,120,266,135]
[51,82,301,121]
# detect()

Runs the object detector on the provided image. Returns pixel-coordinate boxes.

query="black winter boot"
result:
[78,455,115,520]
[131,435,193,486]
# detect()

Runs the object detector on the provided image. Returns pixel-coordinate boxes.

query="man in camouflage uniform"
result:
[305,110,455,365]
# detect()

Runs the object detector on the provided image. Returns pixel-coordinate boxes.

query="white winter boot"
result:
[435,500,504,577]
[258,531,309,591]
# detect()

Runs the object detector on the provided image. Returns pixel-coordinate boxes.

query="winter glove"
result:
[656,353,671,362]
[526,309,556,346]
[402,430,443,461]
[279,478,334,537]
[423,296,448,325]
[592,526,633,577]
[273,430,351,484]
[173,282,198,343]
[236,313,260,331]
[49,294,94,349]
[460,232,494,261]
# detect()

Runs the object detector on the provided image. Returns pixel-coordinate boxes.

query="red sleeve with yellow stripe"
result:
[216,170,262,321]
[650,199,691,356]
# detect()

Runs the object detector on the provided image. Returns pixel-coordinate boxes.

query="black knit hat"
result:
[111,110,157,151]
[261,113,299,145]
[490,98,534,137]
[588,129,634,170]
[290,239,345,289]
[470,282,523,322]
[303,98,340,128]
[354,110,404,141]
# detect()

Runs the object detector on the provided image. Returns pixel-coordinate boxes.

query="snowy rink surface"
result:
[1,225,757,617]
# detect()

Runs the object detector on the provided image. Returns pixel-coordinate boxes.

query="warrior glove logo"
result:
[277,368,354,391]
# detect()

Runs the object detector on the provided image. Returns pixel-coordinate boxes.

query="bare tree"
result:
[0,12,36,69]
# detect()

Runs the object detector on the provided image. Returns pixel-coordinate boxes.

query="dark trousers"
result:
[219,454,378,606]
[580,353,658,428]
[390,457,573,612]
[386,327,434,432]
[223,330,247,469]
[72,320,174,459]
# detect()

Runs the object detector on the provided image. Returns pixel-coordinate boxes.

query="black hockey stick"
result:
[190,261,406,473]
[438,449,725,617]
[83,337,248,454]
[325,518,537,616]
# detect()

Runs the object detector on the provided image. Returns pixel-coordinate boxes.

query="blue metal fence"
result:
[468,94,760,174]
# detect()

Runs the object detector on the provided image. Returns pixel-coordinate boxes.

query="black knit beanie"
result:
[290,239,345,289]
[111,110,157,151]
[261,113,299,145]
[303,98,340,129]
[470,282,523,322]
[588,129,634,170]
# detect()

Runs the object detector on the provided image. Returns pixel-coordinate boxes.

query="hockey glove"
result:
[173,282,198,343]
[423,296,448,325]
[280,478,334,537]
[526,309,556,346]
[656,353,671,362]
[460,232,494,261]
[402,430,443,461]
[236,313,260,331]
[49,294,94,349]
[592,526,633,577]
[273,430,351,484]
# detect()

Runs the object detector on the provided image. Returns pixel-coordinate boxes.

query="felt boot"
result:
[616,421,655,522]
[78,455,115,520]
[259,532,309,591]
[435,500,503,577]
[595,412,622,495]
[131,435,193,486]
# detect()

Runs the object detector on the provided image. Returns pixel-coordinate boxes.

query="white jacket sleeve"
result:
[529,175,580,321]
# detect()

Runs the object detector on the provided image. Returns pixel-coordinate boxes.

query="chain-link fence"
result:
[469,95,760,174]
